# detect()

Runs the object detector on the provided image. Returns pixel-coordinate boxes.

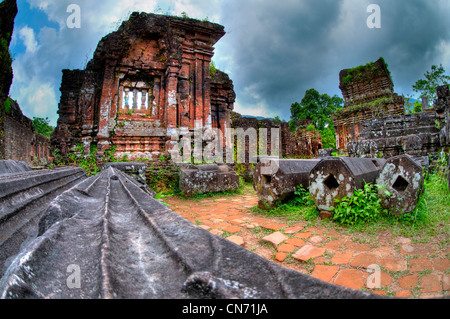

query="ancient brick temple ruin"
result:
[52,12,235,160]
[349,85,450,159]
[332,58,405,151]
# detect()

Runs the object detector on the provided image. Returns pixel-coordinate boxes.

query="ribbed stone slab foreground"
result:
[0,160,32,176]
[0,165,87,278]
[1,167,379,299]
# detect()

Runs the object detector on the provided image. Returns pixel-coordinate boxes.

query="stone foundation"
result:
[179,164,239,197]
[253,158,320,208]
[309,157,383,211]
[376,155,424,216]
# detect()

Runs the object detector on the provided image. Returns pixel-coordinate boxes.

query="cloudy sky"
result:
[8,0,450,126]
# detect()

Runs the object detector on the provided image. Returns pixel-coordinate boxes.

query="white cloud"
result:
[233,100,277,119]
[10,0,225,127]
[12,78,58,123]
[18,26,39,53]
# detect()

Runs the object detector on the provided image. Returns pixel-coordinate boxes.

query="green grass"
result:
[251,171,450,240]
[250,185,320,221]
[182,182,253,201]
[250,202,319,222]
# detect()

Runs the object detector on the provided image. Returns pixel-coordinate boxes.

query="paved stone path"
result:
[164,190,449,298]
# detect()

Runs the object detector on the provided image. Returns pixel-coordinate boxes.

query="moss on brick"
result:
[333,96,392,119]
[341,57,392,85]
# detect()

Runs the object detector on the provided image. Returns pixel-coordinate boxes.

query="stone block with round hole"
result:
[309,157,383,211]
[376,154,424,216]
[253,158,321,208]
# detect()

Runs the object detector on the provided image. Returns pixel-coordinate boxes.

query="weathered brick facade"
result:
[2,100,50,165]
[333,58,405,151]
[52,12,233,160]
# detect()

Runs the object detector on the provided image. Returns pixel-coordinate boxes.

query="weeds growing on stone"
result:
[252,165,449,240]
[250,185,319,221]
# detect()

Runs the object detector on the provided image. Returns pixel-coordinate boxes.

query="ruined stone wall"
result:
[348,85,450,159]
[210,70,235,136]
[3,100,50,165]
[333,58,405,151]
[0,0,18,160]
[231,113,283,164]
[286,119,323,159]
[52,12,231,161]
[230,113,322,164]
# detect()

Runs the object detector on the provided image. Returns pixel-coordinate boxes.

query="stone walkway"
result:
[163,190,449,299]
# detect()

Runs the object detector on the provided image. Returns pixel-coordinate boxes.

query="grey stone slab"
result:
[0,160,31,176]
[102,161,155,197]
[0,166,86,277]
[253,158,320,208]
[179,164,239,197]
[309,157,381,211]
[376,154,424,216]
[1,167,381,299]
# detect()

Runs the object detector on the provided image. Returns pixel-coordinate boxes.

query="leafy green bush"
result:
[3,97,12,113]
[32,117,54,138]
[292,184,315,206]
[332,183,390,225]
[210,60,217,76]
[319,126,337,149]
[67,143,99,176]
[146,161,180,195]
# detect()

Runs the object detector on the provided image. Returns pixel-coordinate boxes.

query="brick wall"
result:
[3,100,50,165]
[348,85,450,159]
[52,13,229,161]
[333,58,405,151]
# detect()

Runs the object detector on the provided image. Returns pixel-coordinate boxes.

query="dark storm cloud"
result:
[10,0,450,124]
[364,0,450,93]
[219,0,343,118]
[218,0,450,120]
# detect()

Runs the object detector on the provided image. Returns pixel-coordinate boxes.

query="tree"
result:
[32,117,54,138]
[320,126,337,149]
[412,100,422,114]
[289,88,343,131]
[412,64,450,101]
[272,115,283,123]
[289,89,343,149]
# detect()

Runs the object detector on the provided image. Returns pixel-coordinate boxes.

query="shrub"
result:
[332,182,390,225]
